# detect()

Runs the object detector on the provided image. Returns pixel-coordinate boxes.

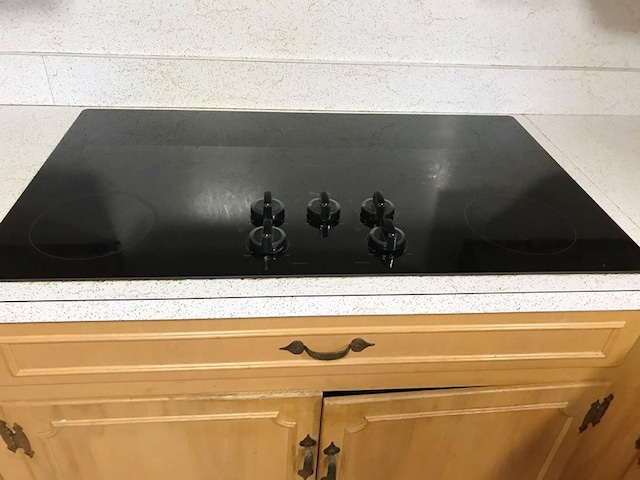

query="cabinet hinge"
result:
[579,394,613,433]
[0,420,34,458]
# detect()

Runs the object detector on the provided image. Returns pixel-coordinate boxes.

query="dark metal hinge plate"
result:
[0,420,34,458]
[579,394,614,433]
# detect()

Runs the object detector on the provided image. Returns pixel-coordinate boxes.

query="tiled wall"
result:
[1,0,639,113]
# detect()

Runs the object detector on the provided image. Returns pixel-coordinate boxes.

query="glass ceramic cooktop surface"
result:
[1,110,639,280]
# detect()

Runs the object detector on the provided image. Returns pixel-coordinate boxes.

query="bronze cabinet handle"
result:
[297,435,317,479]
[636,437,640,465]
[320,442,340,480]
[280,338,374,361]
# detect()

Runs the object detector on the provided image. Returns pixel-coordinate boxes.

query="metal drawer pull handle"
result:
[297,434,317,479]
[321,442,340,480]
[636,437,640,465]
[280,338,375,361]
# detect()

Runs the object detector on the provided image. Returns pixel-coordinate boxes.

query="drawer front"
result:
[0,311,638,384]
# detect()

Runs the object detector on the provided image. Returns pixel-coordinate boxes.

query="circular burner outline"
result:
[28,193,155,260]
[464,194,577,256]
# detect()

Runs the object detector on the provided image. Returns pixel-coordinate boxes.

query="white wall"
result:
[1,0,639,113]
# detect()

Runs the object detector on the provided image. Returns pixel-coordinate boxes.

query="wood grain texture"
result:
[622,459,640,480]
[0,311,637,386]
[0,366,617,405]
[0,393,321,480]
[559,325,640,480]
[319,383,610,480]
[0,310,637,479]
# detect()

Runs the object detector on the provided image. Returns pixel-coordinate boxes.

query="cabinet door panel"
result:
[623,460,640,480]
[319,383,608,480]
[0,393,321,480]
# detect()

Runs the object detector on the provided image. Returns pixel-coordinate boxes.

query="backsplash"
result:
[1,0,639,113]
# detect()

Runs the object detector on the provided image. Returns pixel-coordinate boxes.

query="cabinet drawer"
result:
[0,311,638,384]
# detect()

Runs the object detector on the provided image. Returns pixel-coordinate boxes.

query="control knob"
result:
[368,219,407,257]
[251,191,285,227]
[360,191,395,227]
[247,219,288,256]
[307,191,340,237]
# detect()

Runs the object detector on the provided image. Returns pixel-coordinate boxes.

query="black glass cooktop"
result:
[1,109,639,280]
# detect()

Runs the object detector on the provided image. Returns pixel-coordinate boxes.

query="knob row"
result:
[247,217,407,258]
[250,190,396,229]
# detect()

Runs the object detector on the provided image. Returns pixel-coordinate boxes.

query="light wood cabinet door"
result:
[623,458,640,480]
[0,393,321,480]
[318,383,609,480]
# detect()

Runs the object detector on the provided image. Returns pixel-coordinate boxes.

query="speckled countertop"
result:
[1,107,639,323]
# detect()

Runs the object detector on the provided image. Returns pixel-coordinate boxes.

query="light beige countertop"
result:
[0,107,639,322]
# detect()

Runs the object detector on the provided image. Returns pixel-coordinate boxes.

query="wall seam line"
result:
[40,56,56,105]
[6,52,639,74]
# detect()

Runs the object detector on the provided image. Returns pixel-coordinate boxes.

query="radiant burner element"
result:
[29,194,154,260]
[464,195,577,255]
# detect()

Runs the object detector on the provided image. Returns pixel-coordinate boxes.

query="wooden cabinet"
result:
[557,322,640,480]
[0,394,321,480]
[318,383,607,480]
[0,312,636,388]
[623,456,640,480]
[0,384,609,480]
[0,310,637,479]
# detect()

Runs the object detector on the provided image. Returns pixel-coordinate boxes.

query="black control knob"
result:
[368,219,407,257]
[248,219,288,256]
[307,191,341,230]
[251,191,285,227]
[360,191,395,227]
